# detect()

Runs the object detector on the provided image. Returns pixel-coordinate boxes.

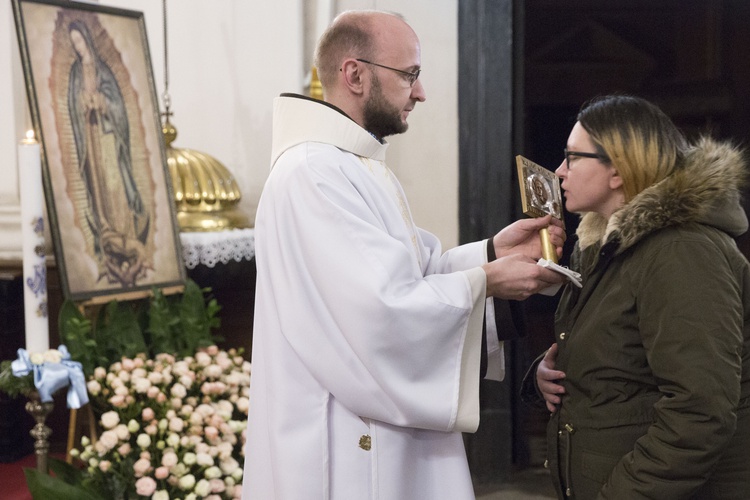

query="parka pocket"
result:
[580,449,620,483]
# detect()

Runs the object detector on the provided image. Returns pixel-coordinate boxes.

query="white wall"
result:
[0,0,458,260]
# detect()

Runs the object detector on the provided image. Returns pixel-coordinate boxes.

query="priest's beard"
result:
[363,75,408,139]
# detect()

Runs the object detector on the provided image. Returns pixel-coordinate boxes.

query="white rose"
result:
[170,383,187,399]
[178,474,196,491]
[86,380,102,396]
[183,452,197,466]
[169,417,184,433]
[195,352,211,367]
[152,491,170,500]
[166,433,180,448]
[204,466,222,480]
[196,452,214,467]
[100,411,120,430]
[193,479,211,496]
[203,364,223,379]
[159,451,176,468]
[133,377,152,394]
[43,349,62,363]
[114,424,130,441]
[128,419,140,433]
[231,467,243,481]
[220,457,240,475]
[29,352,45,365]
[136,433,151,449]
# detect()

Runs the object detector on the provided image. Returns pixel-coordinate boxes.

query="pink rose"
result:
[161,451,178,468]
[204,426,219,442]
[133,457,152,477]
[142,407,155,421]
[154,466,169,479]
[135,476,157,496]
[168,417,184,433]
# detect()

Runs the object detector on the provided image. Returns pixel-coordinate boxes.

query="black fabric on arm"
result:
[485,237,527,341]
[480,237,528,379]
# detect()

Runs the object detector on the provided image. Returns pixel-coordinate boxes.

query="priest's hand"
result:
[482,253,565,300]
[492,215,566,260]
[537,343,566,413]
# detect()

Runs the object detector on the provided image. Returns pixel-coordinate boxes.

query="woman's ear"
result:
[609,168,624,190]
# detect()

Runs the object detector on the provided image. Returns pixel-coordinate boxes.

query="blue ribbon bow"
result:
[11,345,89,409]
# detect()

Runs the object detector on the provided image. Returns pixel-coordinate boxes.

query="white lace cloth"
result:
[179,228,255,269]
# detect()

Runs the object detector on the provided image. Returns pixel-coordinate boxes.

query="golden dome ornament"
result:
[159,0,250,232]
[309,66,323,101]
[163,118,250,232]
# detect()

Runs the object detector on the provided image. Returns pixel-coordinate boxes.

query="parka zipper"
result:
[563,423,575,497]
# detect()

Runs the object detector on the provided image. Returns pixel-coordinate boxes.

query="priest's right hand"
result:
[482,253,564,300]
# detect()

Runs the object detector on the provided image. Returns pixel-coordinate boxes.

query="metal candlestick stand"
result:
[25,390,54,473]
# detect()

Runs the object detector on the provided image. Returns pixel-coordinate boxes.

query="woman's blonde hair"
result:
[578,95,688,202]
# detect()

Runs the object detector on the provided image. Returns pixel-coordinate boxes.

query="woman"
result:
[522,95,750,499]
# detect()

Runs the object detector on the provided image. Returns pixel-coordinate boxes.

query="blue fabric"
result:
[11,345,89,409]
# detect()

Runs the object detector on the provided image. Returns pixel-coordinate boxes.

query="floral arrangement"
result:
[6,280,253,499]
[66,345,250,499]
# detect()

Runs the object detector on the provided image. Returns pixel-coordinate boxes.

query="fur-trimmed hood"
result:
[576,137,749,253]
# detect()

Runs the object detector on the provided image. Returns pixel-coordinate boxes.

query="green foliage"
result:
[58,302,98,376]
[59,278,221,378]
[0,360,34,398]
[173,279,223,357]
[95,301,148,365]
[25,461,103,500]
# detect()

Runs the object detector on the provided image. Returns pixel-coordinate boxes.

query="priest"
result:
[243,9,565,499]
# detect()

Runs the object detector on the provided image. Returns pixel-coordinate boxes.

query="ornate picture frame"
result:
[515,155,564,221]
[12,0,185,304]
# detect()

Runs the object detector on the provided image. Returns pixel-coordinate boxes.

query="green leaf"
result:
[25,467,103,500]
[146,287,179,355]
[176,280,221,356]
[97,301,148,362]
[58,300,97,377]
[47,457,85,485]
[0,360,35,398]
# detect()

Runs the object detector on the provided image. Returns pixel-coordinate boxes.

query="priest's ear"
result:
[340,58,365,96]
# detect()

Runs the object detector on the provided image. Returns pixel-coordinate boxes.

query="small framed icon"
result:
[516,155,563,221]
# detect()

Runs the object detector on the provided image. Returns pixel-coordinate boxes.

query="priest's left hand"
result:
[492,215,566,260]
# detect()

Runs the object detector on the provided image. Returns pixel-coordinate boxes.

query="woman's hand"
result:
[537,343,567,413]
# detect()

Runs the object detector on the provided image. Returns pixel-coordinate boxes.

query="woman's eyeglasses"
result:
[564,148,610,169]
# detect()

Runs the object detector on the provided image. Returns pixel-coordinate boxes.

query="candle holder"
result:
[24,390,54,473]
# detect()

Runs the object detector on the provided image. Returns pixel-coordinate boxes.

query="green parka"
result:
[524,138,750,499]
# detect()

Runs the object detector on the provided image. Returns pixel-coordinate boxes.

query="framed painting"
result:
[12,0,185,304]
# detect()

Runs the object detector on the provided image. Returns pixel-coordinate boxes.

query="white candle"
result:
[18,130,49,353]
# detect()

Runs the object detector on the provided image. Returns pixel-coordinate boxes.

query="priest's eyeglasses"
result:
[356,58,421,87]
[564,148,610,169]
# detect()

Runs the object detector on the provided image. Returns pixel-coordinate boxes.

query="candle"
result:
[18,130,49,353]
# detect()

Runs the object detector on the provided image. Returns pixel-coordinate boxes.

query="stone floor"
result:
[475,467,557,500]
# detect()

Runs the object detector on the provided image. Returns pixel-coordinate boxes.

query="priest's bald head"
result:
[314,10,426,140]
